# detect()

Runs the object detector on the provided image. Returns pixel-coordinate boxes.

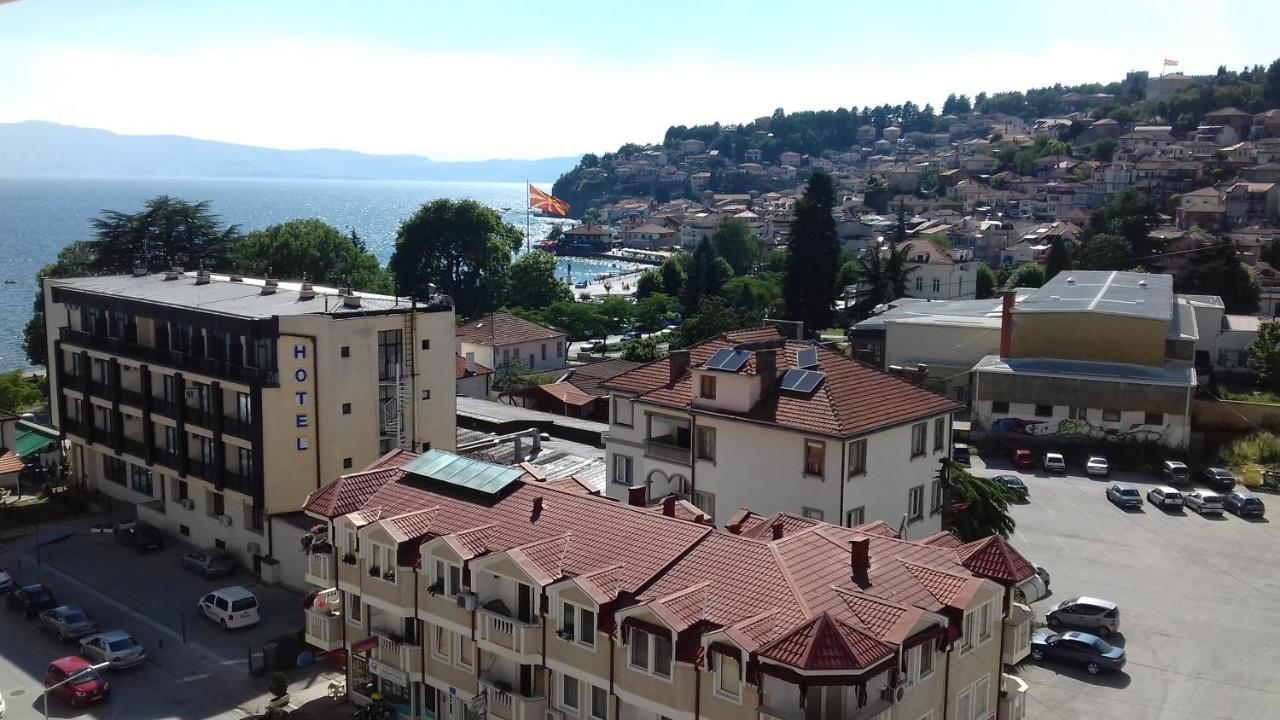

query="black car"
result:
[1030,630,1126,675]
[7,583,58,619]
[992,474,1028,500]
[116,522,164,552]
[1198,467,1237,492]
[1223,491,1266,518]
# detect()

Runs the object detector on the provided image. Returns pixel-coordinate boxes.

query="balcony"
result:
[223,416,253,440]
[122,438,147,459]
[305,603,344,652]
[477,605,542,661]
[305,550,334,587]
[1000,673,1028,720]
[478,674,546,720]
[1003,602,1033,666]
[186,408,215,430]
[60,328,278,387]
[120,387,146,408]
[643,439,691,465]
[371,629,422,677]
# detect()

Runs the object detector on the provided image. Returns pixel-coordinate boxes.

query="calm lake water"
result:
[0,176,623,371]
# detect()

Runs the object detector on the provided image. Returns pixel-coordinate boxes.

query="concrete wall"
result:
[461,337,568,373]
[1192,398,1280,433]
[972,398,1190,449]
[1012,312,1167,367]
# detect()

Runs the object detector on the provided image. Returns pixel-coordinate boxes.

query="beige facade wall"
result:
[1012,312,1166,366]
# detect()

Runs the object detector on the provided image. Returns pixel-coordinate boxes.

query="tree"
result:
[945,466,1016,541]
[634,269,661,299]
[1044,237,1072,281]
[862,176,890,213]
[634,293,681,331]
[546,224,565,243]
[0,370,44,413]
[23,241,97,367]
[230,219,393,293]
[1090,138,1117,162]
[389,199,523,318]
[1266,57,1280,107]
[88,196,239,274]
[1247,321,1280,393]
[1090,188,1158,259]
[598,295,636,334]
[672,296,750,348]
[492,359,555,400]
[1175,241,1261,314]
[620,337,661,362]
[784,173,841,333]
[659,257,686,296]
[537,301,608,341]
[711,218,762,275]
[1004,263,1046,290]
[722,275,784,319]
[580,208,603,225]
[682,237,729,312]
[975,263,996,299]
[1075,233,1131,270]
[506,251,572,309]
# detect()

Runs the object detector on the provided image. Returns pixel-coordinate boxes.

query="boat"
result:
[2,279,15,284]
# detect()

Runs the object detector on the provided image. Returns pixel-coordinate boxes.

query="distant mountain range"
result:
[0,121,580,182]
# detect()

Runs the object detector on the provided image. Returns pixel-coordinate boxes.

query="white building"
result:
[455,312,568,372]
[902,239,978,300]
[601,327,958,533]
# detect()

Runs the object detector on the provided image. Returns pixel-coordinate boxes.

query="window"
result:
[346,592,362,625]
[915,276,924,292]
[433,559,462,597]
[932,278,941,293]
[716,652,742,699]
[611,454,633,486]
[236,392,252,424]
[177,480,189,502]
[560,673,579,711]
[918,643,935,680]
[803,439,825,476]
[457,634,474,669]
[933,417,945,451]
[557,341,564,358]
[342,403,351,415]
[1144,411,1163,426]
[692,490,716,519]
[343,457,353,470]
[628,628,672,679]
[1033,404,1052,418]
[695,426,716,461]
[908,485,924,520]
[432,625,451,661]
[129,464,152,496]
[340,346,350,358]
[561,602,595,647]
[802,507,824,521]
[421,389,431,400]
[647,414,691,451]
[970,675,991,720]
[911,422,927,457]
[700,375,717,399]
[847,439,867,477]
[844,506,865,528]
[377,330,403,382]
[978,601,993,642]
[208,491,225,517]
[1069,406,1087,420]
[590,685,608,720]
[991,400,1009,414]
[931,480,944,514]
[613,396,633,426]
[542,343,547,361]
[1102,408,1121,422]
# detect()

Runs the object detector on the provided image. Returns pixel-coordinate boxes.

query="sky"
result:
[1,0,1277,161]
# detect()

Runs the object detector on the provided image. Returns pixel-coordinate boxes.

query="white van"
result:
[197,586,261,630]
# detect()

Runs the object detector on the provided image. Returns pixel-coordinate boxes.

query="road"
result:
[970,455,1280,720]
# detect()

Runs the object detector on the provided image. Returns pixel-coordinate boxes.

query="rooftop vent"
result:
[229,274,243,282]
[261,277,279,295]
[163,267,182,281]
[194,269,212,285]
[1138,279,1148,288]
[343,294,362,309]
[1065,276,1076,285]
[131,267,147,277]
[299,282,316,301]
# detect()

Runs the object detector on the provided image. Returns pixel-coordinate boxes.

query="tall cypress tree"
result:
[1044,236,1072,280]
[783,173,840,334]
[682,237,724,313]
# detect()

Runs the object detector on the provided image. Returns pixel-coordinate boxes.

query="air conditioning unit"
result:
[184,388,199,402]
[455,590,478,611]
[179,498,194,511]
[545,711,565,720]
[247,542,262,556]
[219,514,233,527]
[880,685,907,703]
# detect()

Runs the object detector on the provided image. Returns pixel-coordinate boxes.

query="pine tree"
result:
[783,173,840,334]
[1044,236,1072,280]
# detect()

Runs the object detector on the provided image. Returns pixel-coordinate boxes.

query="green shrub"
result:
[1222,432,1280,469]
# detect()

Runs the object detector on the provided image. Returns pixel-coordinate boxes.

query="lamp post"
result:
[43,661,112,720]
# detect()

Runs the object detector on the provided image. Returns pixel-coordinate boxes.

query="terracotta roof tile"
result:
[456,312,565,347]
[919,531,965,549]
[456,355,493,379]
[956,536,1037,585]
[758,613,894,671]
[561,359,642,397]
[382,508,440,543]
[0,451,25,476]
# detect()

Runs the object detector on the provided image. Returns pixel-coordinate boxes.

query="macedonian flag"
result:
[529,184,570,217]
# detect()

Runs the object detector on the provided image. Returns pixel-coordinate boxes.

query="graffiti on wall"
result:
[991,417,1165,443]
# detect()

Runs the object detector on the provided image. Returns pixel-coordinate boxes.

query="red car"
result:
[45,656,110,708]
[1013,449,1036,470]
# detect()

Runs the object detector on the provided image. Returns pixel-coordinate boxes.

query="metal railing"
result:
[61,328,278,386]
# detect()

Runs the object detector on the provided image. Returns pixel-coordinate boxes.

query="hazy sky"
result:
[2,0,1277,161]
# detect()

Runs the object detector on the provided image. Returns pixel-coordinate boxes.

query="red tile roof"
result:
[757,613,895,671]
[956,535,1037,585]
[456,355,493,379]
[560,359,642,397]
[603,329,958,437]
[537,382,597,407]
[0,451,24,476]
[456,313,565,347]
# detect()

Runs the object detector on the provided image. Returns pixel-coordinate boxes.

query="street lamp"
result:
[43,661,111,720]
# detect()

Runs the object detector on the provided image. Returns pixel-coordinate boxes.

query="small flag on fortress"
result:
[1163,59,1179,67]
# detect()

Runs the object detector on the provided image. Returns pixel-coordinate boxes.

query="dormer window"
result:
[700,375,717,399]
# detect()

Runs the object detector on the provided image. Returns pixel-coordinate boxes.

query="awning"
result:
[350,636,378,655]
[15,427,58,458]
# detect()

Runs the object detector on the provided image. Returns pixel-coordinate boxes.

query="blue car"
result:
[1030,630,1126,675]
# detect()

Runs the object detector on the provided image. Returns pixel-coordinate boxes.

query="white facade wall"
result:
[972,399,1191,449]
[459,337,567,373]
[908,262,978,300]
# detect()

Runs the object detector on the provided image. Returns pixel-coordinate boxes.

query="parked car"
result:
[951,443,972,465]
[1224,491,1266,518]
[992,474,1028,500]
[80,630,146,669]
[181,548,235,578]
[116,522,163,552]
[1047,596,1121,636]
[1042,452,1066,473]
[1198,467,1236,492]
[1159,460,1191,486]
[1085,456,1110,477]
[44,656,110,708]
[621,329,642,341]
[1183,490,1225,516]
[1147,486,1184,510]
[574,280,589,289]
[198,586,261,630]
[0,568,12,594]
[1013,449,1035,470]
[40,606,99,643]
[7,583,57,619]
[1030,630,1126,675]
[1015,564,1053,604]
[1106,484,1143,509]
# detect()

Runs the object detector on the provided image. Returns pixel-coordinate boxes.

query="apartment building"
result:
[43,269,457,577]
[301,448,1035,720]
[601,327,959,533]
[457,313,568,373]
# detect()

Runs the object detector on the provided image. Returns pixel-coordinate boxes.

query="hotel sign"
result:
[293,343,312,451]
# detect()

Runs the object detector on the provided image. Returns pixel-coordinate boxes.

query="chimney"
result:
[771,523,785,540]
[850,537,870,574]
[131,266,147,277]
[343,294,362,309]
[261,278,279,295]
[669,349,690,384]
[163,267,182,281]
[999,290,1016,358]
[299,282,316,301]
[194,269,211,285]
[756,348,778,384]
[465,352,477,373]
[531,496,544,521]
[229,274,243,282]
[662,495,676,517]
[513,435,524,464]
[627,485,648,507]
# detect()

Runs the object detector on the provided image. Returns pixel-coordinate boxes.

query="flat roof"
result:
[853,298,1003,331]
[1016,271,1172,322]
[51,272,444,320]
[401,449,525,495]
[972,354,1195,387]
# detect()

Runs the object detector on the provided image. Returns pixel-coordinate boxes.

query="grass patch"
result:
[1219,388,1280,405]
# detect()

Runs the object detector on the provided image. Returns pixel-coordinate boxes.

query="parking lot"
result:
[972,455,1280,720]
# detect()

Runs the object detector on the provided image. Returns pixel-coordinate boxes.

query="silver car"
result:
[1147,486,1184,510]
[80,630,146,669]
[1047,596,1121,636]
[1184,490,1224,515]
[39,605,99,643]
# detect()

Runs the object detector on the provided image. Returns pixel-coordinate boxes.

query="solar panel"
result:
[797,347,819,369]
[780,368,825,393]
[705,348,750,372]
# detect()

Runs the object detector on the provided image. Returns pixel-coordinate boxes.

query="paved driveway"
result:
[969,456,1280,720]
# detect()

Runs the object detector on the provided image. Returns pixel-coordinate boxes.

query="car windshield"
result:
[1119,488,1139,497]
[108,637,137,651]
[1092,638,1116,654]
[71,669,101,685]
[62,611,88,624]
